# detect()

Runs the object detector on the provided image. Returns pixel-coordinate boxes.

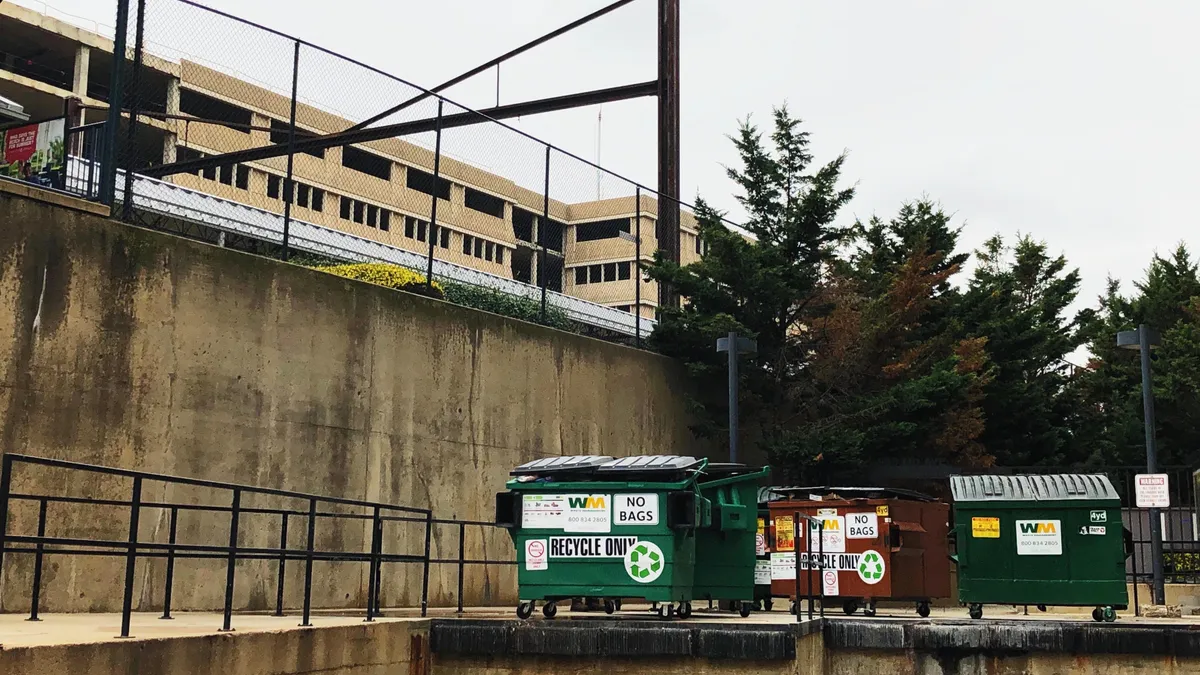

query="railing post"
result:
[818,521,825,619]
[27,498,47,621]
[365,506,381,622]
[220,489,241,632]
[457,521,465,614]
[301,498,317,627]
[0,454,13,586]
[426,100,445,288]
[539,146,551,322]
[274,512,289,617]
[119,0,147,220]
[373,516,384,616]
[119,476,143,638]
[161,506,177,619]
[100,0,130,206]
[793,512,802,623]
[421,511,432,617]
[281,40,300,261]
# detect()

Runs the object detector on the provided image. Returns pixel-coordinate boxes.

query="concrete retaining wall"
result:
[0,184,702,614]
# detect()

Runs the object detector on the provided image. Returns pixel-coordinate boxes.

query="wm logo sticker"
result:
[568,496,606,509]
[1019,521,1057,534]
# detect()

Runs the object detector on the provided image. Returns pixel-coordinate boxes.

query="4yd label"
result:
[616,494,659,525]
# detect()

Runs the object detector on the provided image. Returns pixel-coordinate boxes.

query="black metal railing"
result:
[0,454,515,637]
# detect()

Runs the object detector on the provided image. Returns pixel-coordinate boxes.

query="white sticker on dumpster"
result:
[755,560,772,585]
[847,513,878,539]
[770,552,863,579]
[525,539,548,571]
[549,536,639,558]
[1015,519,1062,555]
[564,494,611,533]
[614,494,659,526]
[521,494,566,529]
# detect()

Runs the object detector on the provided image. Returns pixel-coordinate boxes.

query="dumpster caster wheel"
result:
[603,599,617,615]
[763,598,774,612]
[542,602,558,619]
[789,601,797,615]
[916,602,931,618]
[678,602,693,619]
[657,603,675,620]
[968,604,983,620]
[1103,607,1117,622]
[516,602,534,620]
[863,601,877,618]
[843,599,859,616]
[739,602,753,618]
[615,599,622,611]
[1037,604,1047,612]
[1092,608,1103,622]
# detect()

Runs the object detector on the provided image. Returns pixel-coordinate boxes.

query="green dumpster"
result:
[691,463,771,617]
[496,455,708,620]
[950,473,1130,622]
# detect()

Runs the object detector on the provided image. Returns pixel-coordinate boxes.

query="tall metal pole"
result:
[101,0,131,206]
[540,146,551,321]
[282,40,300,261]
[727,331,739,463]
[426,100,445,287]
[119,0,146,218]
[1139,323,1166,605]
[657,0,681,309]
[635,187,642,349]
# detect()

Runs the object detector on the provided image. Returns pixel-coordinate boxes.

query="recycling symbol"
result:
[857,549,885,585]
[625,541,665,583]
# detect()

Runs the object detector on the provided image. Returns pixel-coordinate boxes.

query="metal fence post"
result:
[282,40,300,261]
[274,512,289,617]
[421,511,433,617]
[457,521,466,614]
[119,476,143,638]
[366,506,381,622]
[373,516,384,616]
[100,0,130,206]
[426,100,445,288]
[220,489,242,632]
[540,146,551,322]
[119,0,147,220]
[818,521,825,619]
[161,506,177,619]
[0,455,13,587]
[301,498,317,627]
[27,498,47,621]
[634,186,642,349]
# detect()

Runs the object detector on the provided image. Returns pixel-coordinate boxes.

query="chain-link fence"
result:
[54,0,744,347]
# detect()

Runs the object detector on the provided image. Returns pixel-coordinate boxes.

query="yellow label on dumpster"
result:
[972,516,1000,538]
[776,515,795,551]
[875,505,889,517]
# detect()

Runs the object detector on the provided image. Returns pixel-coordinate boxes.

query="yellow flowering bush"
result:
[314,263,444,297]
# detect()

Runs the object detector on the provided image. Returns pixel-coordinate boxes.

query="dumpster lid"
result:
[510,455,615,477]
[699,462,759,479]
[949,474,1119,502]
[765,486,938,502]
[596,455,704,474]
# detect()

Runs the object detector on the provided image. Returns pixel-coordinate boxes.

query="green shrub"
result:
[442,282,574,331]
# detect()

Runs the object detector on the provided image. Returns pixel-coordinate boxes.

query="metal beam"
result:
[139,81,658,179]
[346,0,638,133]
[657,0,681,307]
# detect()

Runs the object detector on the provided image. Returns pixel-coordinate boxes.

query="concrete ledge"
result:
[0,177,110,217]
[826,618,1200,657]
[430,618,820,661]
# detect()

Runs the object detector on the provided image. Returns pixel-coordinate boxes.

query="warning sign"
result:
[549,536,639,558]
[775,515,795,552]
[809,515,846,553]
[971,516,1000,539]
[614,494,659,526]
[823,570,840,596]
[756,518,767,554]
[847,512,878,539]
[525,539,548,570]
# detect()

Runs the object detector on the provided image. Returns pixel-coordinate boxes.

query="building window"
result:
[341,145,392,181]
[340,196,351,219]
[474,238,483,258]
[180,89,252,133]
[267,175,281,199]
[235,165,250,190]
[440,226,450,249]
[353,201,365,224]
[297,183,311,208]
[379,210,390,231]
[540,218,565,252]
[589,265,602,283]
[512,207,535,243]
[405,216,415,238]
[495,246,504,264]
[407,167,451,200]
[417,220,427,242]
[694,234,702,255]
[618,261,631,280]
[576,218,631,242]
[465,187,505,219]
[462,234,473,255]
[603,263,617,282]
[575,267,588,285]
[311,187,324,212]
[617,305,632,313]
[269,119,324,158]
[485,241,494,262]
[202,165,217,181]
[367,205,378,228]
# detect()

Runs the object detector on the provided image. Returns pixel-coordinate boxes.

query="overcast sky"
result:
[21,0,1200,319]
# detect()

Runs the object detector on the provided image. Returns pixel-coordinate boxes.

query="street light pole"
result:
[716,332,756,464]
[1118,324,1165,605]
